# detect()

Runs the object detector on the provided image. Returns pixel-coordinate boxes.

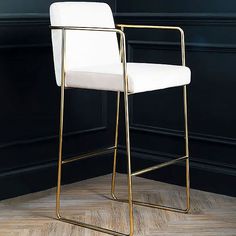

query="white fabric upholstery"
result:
[65,63,191,93]
[50,2,191,93]
[50,2,120,86]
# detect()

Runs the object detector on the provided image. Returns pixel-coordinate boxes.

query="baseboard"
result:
[117,147,236,197]
[0,153,113,200]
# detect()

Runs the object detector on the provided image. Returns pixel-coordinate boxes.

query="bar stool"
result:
[50,2,191,235]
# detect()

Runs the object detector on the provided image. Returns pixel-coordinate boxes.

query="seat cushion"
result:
[65,63,191,93]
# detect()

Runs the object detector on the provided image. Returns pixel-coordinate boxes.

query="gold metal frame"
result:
[112,24,190,214]
[50,23,190,236]
[51,25,133,236]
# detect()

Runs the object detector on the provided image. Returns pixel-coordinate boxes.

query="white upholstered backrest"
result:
[50,2,120,86]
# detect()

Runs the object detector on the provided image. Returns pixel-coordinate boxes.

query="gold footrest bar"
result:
[59,217,128,236]
[62,146,116,165]
[114,199,188,214]
[131,156,187,177]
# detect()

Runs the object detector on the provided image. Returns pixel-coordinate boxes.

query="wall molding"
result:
[115,12,236,25]
[0,43,51,49]
[128,40,236,53]
[0,126,107,150]
[0,152,113,200]
[0,92,108,150]
[130,123,236,147]
[0,13,49,25]
[127,39,236,147]
[118,145,236,175]
[117,146,236,196]
[1,12,236,25]
[0,14,50,49]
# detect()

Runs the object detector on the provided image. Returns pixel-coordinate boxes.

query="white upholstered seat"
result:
[65,63,190,93]
[50,2,191,93]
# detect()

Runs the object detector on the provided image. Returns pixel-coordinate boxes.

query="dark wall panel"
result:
[129,42,236,140]
[0,0,116,14]
[0,0,235,199]
[117,0,236,13]
[0,0,116,200]
[115,2,236,196]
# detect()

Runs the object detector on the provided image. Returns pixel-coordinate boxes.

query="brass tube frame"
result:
[111,24,190,214]
[51,25,134,236]
[111,26,124,201]
[131,156,187,177]
[62,146,116,165]
[111,92,120,200]
[51,23,190,236]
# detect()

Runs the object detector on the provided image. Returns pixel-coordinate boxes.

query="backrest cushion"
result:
[50,2,120,85]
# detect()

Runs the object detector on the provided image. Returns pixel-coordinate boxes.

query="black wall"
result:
[0,0,117,199]
[115,1,236,196]
[0,0,235,199]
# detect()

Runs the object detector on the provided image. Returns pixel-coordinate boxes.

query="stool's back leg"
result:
[124,90,134,236]
[111,91,121,200]
[183,85,190,212]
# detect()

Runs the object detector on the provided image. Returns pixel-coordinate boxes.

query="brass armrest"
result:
[116,24,186,66]
[50,25,122,34]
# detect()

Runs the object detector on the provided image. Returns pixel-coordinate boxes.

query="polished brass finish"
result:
[183,85,190,211]
[115,198,189,214]
[111,92,120,200]
[119,26,124,61]
[131,156,187,177]
[52,25,134,236]
[112,24,190,214]
[111,25,124,201]
[59,217,128,236]
[116,24,186,67]
[121,31,134,236]
[56,28,66,220]
[62,146,116,165]
[52,23,190,235]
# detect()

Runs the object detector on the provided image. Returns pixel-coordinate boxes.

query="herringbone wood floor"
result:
[0,174,235,236]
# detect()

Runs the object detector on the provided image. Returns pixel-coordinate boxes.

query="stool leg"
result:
[124,91,134,236]
[111,86,190,215]
[183,85,190,212]
[111,91,120,200]
[56,77,65,219]
[56,29,66,219]
[54,30,129,236]
[55,86,129,236]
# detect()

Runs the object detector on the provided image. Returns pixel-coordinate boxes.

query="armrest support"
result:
[50,25,129,93]
[116,24,186,66]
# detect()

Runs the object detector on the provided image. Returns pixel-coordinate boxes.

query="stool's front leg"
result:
[56,28,66,219]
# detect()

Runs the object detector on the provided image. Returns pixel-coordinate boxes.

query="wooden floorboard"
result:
[0,174,235,236]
